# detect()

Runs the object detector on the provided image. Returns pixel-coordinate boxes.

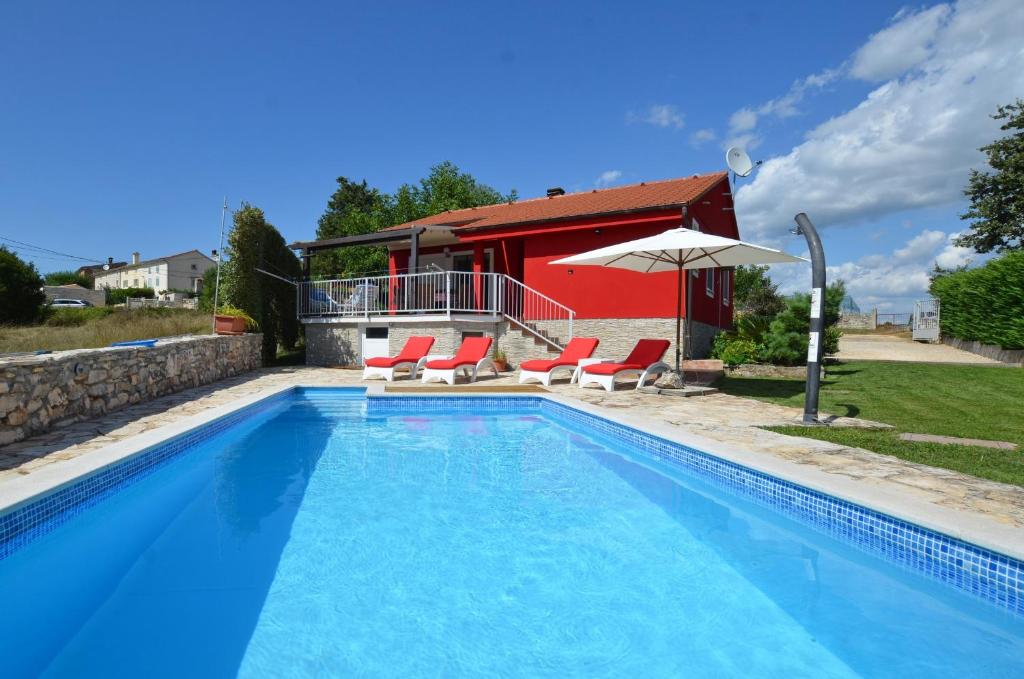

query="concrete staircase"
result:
[514,324,564,354]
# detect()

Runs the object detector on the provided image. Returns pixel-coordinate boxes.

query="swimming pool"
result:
[0,387,1021,676]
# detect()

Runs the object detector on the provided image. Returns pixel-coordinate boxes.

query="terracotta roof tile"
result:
[383,172,728,232]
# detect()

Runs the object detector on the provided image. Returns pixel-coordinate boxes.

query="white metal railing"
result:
[297,271,574,349]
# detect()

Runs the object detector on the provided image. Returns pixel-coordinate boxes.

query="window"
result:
[722,270,731,305]
[706,268,715,297]
[191,263,197,270]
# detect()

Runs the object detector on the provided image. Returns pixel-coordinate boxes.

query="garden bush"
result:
[760,282,845,365]
[930,251,1024,349]
[710,334,762,366]
[106,287,155,305]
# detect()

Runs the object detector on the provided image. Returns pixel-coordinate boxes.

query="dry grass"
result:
[0,309,212,354]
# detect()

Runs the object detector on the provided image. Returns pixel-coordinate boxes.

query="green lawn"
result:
[716,361,1024,486]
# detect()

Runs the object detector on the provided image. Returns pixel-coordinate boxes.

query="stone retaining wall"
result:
[304,317,721,368]
[942,337,1024,366]
[0,334,262,446]
[837,309,876,330]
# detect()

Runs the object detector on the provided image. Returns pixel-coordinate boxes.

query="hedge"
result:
[930,251,1024,349]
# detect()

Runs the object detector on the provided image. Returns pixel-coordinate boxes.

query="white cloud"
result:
[773,229,977,311]
[850,4,952,81]
[627,104,685,129]
[729,109,758,132]
[689,128,716,147]
[724,68,841,151]
[595,170,624,187]
[735,0,1024,242]
[935,232,974,269]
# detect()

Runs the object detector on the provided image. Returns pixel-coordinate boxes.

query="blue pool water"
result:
[0,389,1022,677]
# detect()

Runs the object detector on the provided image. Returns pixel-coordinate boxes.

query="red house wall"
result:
[386,178,737,328]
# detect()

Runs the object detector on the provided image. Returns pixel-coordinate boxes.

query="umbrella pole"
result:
[675,264,682,373]
[685,268,693,364]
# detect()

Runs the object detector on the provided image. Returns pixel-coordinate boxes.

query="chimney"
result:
[546,187,565,198]
[132,252,140,265]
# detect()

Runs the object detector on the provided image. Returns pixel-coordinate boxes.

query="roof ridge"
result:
[431,171,727,214]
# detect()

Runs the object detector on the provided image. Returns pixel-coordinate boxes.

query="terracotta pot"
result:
[214,315,247,335]
[493,359,508,372]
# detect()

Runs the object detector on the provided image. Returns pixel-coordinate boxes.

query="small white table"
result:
[571,358,615,384]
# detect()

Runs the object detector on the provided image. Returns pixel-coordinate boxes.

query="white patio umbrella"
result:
[550,227,806,374]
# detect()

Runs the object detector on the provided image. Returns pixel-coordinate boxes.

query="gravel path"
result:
[836,334,1002,364]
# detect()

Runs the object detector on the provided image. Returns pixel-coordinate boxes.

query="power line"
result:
[0,235,104,264]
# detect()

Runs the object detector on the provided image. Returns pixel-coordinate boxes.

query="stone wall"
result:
[304,317,720,368]
[837,309,876,330]
[942,337,1024,366]
[0,334,262,446]
[305,323,360,366]
[536,318,719,364]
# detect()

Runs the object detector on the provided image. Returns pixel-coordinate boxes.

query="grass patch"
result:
[0,308,212,353]
[717,361,1024,486]
[766,427,1024,487]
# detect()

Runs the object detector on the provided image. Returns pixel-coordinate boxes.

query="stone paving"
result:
[1,366,1021,534]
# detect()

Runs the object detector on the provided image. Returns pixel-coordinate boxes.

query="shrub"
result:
[0,247,46,325]
[216,304,259,330]
[44,270,93,288]
[760,281,845,365]
[930,251,1024,349]
[711,334,762,366]
[43,306,117,327]
[106,287,155,305]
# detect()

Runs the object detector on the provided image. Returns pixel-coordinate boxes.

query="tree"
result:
[732,264,786,318]
[956,100,1024,253]
[0,247,46,324]
[197,265,219,311]
[760,280,846,365]
[221,204,301,362]
[389,160,515,225]
[312,162,516,278]
[44,270,93,288]
[313,178,392,278]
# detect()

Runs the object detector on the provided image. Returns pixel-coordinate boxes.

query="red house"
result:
[292,171,737,367]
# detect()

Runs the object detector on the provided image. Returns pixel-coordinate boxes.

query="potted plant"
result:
[492,347,509,372]
[214,305,257,335]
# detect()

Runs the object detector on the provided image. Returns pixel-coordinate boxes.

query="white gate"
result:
[912,299,940,342]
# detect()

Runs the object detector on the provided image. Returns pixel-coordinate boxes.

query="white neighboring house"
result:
[92,250,215,294]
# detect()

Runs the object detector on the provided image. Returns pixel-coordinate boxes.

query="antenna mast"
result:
[211,197,228,333]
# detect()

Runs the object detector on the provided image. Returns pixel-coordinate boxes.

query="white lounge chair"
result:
[362,336,436,381]
[577,339,671,392]
[420,337,496,385]
[518,337,600,386]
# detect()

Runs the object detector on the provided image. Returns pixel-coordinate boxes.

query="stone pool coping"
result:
[1,381,1022,565]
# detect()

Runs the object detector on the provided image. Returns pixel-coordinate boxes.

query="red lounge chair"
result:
[420,336,496,385]
[578,339,671,392]
[361,336,436,381]
[517,337,600,386]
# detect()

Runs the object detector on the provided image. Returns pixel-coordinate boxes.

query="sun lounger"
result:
[517,337,600,386]
[577,339,671,392]
[420,336,495,385]
[362,336,436,381]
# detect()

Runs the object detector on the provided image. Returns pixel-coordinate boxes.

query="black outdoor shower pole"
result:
[794,213,826,424]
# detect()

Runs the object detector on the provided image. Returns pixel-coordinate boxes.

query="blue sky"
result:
[2,0,1021,311]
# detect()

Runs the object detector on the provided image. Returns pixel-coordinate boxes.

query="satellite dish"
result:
[726,147,755,177]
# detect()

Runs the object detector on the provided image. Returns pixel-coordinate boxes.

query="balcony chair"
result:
[576,339,671,392]
[517,337,600,386]
[420,336,496,385]
[362,336,436,381]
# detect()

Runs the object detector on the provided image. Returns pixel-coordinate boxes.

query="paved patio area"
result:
[1,366,1021,538]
